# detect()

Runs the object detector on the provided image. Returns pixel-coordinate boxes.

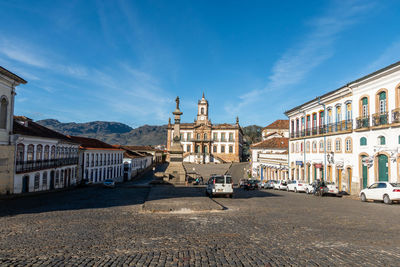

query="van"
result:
[206,175,233,198]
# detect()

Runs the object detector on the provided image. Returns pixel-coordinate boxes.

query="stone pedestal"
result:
[164,96,187,184]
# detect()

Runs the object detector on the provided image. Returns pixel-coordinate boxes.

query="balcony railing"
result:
[356,116,370,129]
[290,120,353,139]
[16,157,79,173]
[392,108,400,124]
[372,112,389,127]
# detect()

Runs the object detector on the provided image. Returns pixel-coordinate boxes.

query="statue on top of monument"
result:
[175,96,180,110]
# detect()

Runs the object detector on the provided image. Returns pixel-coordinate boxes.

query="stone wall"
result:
[0,145,14,194]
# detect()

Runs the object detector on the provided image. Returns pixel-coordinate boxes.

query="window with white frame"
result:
[345,138,352,152]
[327,139,332,152]
[335,139,341,152]
[312,141,317,152]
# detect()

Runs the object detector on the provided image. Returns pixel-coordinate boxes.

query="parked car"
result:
[259,181,266,189]
[287,180,307,193]
[265,180,277,189]
[277,180,288,190]
[360,182,400,204]
[305,182,315,194]
[325,181,340,196]
[244,180,259,190]
[206,175,234,197]
[103,179,115,188]
[239,179,248,188]
[273,180,282,190]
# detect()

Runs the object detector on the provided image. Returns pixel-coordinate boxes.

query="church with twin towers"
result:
[167,93,243,164]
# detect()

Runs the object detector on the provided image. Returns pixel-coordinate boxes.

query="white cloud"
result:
[366,39,400,71]
[232,0,376,113]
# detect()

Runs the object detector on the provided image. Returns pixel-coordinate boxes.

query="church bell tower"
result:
[196,92,209,124]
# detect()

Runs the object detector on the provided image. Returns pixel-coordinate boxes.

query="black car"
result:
[244,180,259,190]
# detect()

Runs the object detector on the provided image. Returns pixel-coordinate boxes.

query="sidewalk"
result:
[142,185,224,213]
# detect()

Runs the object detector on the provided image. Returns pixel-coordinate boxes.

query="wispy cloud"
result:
[366,39,400,71]
[231,0,376,113]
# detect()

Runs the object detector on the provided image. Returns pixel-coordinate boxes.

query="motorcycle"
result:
[313,180,327,197]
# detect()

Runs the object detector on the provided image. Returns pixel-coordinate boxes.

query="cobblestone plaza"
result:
[1,172,400,266]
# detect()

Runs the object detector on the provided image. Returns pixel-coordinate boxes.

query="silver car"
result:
[206,175,233,198]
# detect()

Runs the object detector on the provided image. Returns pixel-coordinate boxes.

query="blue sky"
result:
[1,0,400,127]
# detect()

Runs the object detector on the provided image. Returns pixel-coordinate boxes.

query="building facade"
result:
[167,94,243,163]
[13,117,79,194]
[0,67,26,194]
[285,61,400,195]
[251,120,289,180]
[68,136,124,184]
[114,145,153,181]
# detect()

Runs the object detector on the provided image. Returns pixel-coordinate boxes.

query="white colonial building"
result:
[68,136,124,184]
[167,94,243,164]
[13,116,79,194]
[251,120,289,180]
[0,67,26,194]
[113,145,153,181]
[285,61,400,195]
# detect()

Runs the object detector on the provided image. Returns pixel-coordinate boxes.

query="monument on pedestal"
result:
[164,96,187,184]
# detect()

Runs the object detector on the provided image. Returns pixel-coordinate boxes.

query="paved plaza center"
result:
[1,173,400,266]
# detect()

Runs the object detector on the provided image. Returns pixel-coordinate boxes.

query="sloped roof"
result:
[0,66,27,84]
[68,136,121,150]
[263,120,289,130]
[13,117,74,143]
[250,137,288,149]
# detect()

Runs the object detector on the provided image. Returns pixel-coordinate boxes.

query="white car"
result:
[206,175,233,198]
[273,180,281,190]
[360,182,400,204]
[103,179,115,188]
[287,180,307,193]
[305,183,314,194]
[325,181,339,196]
[278,180,288,190]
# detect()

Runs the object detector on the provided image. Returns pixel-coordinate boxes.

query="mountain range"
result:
[36,119,262,156]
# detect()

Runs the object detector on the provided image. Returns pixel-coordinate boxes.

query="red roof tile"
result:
[250,137,288,149]
[68,136,121,150]
[263,120,289,130]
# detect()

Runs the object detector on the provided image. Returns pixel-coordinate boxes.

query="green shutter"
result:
[360,137,367,146]
[379,92,386,100]
[380,136,386,145]
[362,97,368,105]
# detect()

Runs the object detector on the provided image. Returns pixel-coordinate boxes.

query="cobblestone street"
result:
[1,175,400,266]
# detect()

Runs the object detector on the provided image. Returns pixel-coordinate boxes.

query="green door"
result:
[307,165,310,183]
[362,156,368,189]
[378,154,388,181]
[314,166,317,181]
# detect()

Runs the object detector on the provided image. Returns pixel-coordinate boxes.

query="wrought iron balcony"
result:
[16,157,79,173]
[312,127,318,135]
[392,108,400,124]
[372,112,389,127]
[356,116,370,129]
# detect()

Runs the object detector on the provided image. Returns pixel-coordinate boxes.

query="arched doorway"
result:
[337,168,342,191]
[378,154,389,181]
[22,175,29,193]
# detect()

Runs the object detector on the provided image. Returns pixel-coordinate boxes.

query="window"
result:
[345,138,352,152]
[296,143,299,153]
[195,145,200,153]
[229,146,233,153]
[378,136,386,145]
[187,145,191,152]
[306,141,310,153]
[180,133,183,141]
[201,107,204,114]
[361,97,368,117]
[42,172,47,189]
[336,105,341,123]
[204,133,207,140]
[327,140,332,152]
[213,133,217,141]
[306,115,311,129]
[213,145,217,153]
[360,137,367,146]
[51,146,55,159]
[312,114,317,128]
[55,171,60,185]
[0,97,8,129]
[346,103,352,121]
[196,133,200,140]
[319,141,324,152]
[86,154,89,167]
[27,145,34,161]
[44,145,49,160]
[378,91,387,113]
[312,141,317,152]
[34,173,40,190]
[221,146,225,153]
[36,145,42,160]
[204,146,208,153]
[300,142,303,153]
[335,139,341,152]
[16,144,24,162]
[229,133,234,141]
[291,143,294,153]
[221,133,226,141]
[187,133,191,141]
[327,108,332,124]
[91,154,94,167]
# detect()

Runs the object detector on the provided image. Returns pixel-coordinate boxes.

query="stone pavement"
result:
[1,175,400,266]
[142,185,224,213]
